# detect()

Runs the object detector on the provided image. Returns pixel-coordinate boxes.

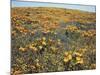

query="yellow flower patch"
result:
[19,47,26,52]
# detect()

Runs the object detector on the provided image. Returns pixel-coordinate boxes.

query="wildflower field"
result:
[11,7,96,75]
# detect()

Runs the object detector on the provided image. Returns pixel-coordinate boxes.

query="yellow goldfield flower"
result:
[42,37,46,41]
[35,59,39,62]
[36,63,41,67]
[33,47,38,51]
[81,30,96,37]
[29,45,33,48]
[39,46,42,49]
[64,52,72,63]
[42,41,46,46]
[31,43,35,46]
[66,25,79,32]
[68,54,72,60]
[31,31,35,35]
[19,47,26,52]
[77,59,83,64]
[64,58,69,63]
[74,52,82,57]
[79,48,87,52]
[29,46,38,51]
[76,57,81,61]
[57,39,61,45]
